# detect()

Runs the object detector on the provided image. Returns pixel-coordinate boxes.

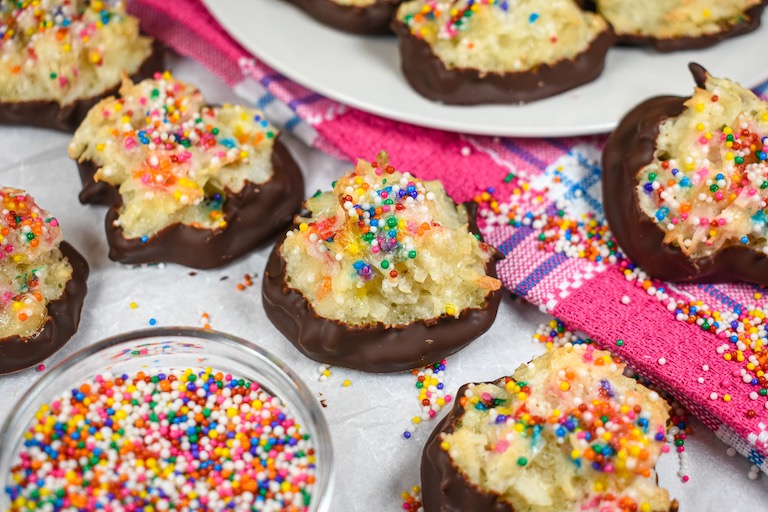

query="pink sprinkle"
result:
[714,192,724,201]
[699,218,709,226]
[717,218,726,225]
[125,138,137,149]
[682,475,690,483]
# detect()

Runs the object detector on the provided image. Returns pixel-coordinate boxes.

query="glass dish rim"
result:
[0,326,334,512]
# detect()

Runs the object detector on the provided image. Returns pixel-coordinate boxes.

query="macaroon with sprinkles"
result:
[391,0,614,104]
[421,344,678,512]
[0,0,162,131]
[592,0,768,52]
[0,187,88,374]
[68,72,304,269]
[603,63,768,284]
[262,151,502,373]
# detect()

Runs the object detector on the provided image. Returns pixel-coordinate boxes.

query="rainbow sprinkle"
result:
[5,368,317,511]
[403,360,452,439]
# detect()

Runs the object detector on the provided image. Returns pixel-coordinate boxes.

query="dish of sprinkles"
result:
[4,368,317,511]
[636,75,768,258]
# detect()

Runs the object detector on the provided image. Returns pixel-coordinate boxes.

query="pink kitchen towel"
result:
[130,0,768,472]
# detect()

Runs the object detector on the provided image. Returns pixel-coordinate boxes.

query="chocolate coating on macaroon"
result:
[101,136,304,270]
[602,64,768,284]
[0,42,163,132]
[284,0,400,34]
[0,242,89,375]
[614,1,768,52]
[262,202,502,373]
[391,20,614,105]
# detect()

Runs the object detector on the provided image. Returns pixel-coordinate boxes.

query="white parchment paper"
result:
[0,56,765,511]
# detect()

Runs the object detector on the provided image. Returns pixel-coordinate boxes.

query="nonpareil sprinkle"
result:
[5,368,317,511]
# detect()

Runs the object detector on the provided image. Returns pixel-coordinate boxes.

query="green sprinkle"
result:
[616,339,624,347]
[517,457,528,466]
[648,172,657,181]
[408,250,417,259]
[381,260,390,269]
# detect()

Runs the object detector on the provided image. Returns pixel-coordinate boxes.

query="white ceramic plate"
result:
[204,0,768,137]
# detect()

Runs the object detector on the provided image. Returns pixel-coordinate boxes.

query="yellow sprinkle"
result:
[641,504,652,512]
[517,392,527,401]
[559,381,570,391]
[440,441,451,451]
[129,302,138,309]
[299,223,309,232]
[412,416,421,424]
[723,127,733,135]
[342,379,351,387]
[696,103,705,112]
[114,103,122,112]
[445,304,456,316]
[702,9,710,17]
[696,123,705,131]
[723,394,732,402]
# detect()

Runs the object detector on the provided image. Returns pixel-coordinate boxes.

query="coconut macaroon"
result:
[0,0,161,131]
[284,0,402,34]
[392,0,614,104]
[68,72,304,269]
[422,345,677,512]
[603,64,768,284]
[0,188,89,374]
[262,151,502,372]
[594,0,767,51]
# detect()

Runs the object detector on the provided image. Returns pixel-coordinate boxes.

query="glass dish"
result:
[0,326,333,511]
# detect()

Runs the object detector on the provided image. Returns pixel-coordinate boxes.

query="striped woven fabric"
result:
[131,0,768,472]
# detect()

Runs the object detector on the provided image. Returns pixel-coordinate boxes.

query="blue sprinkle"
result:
[140,235,149,244]
[680,177,691,187]
[149,318,157,326]
[529,13,539,23]
[403,431,411,439]
[742,236,749,244]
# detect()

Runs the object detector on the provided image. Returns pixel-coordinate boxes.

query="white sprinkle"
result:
[621,296,630,305]
[658,357,666,365]
[460,146,471,156]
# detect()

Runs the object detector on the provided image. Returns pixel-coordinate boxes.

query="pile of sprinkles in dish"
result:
[0,0,152,103]
[69,71,278,240]
[0,188,72,339]
[281,151,500,327]
[636,74,768,259]
[5,368,317,511]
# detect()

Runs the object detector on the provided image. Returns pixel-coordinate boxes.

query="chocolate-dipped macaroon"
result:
[0,188,89,375]
[603,64,768,284]
[262,151,502,373]
[68,72,304,270]
[0,0,162,132]
[392,0,614,105]
[593,0,768,52]
[422,345,678,512]
[284,0,401,34]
